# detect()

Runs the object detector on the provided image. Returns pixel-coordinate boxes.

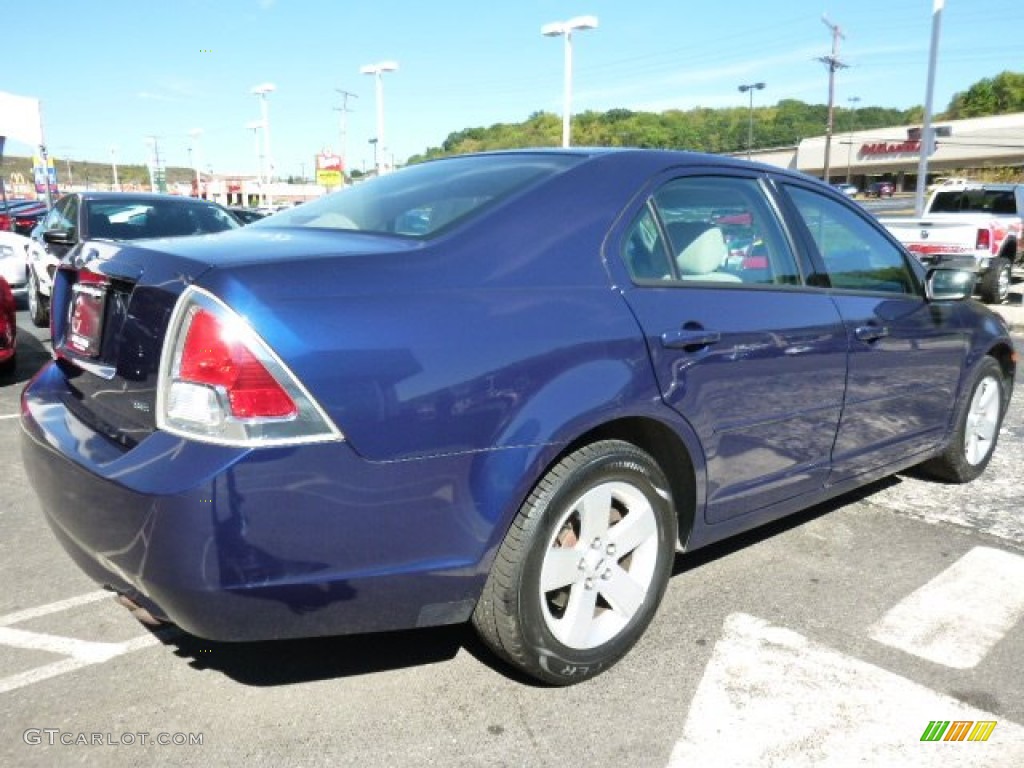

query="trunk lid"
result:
[49,228,421,450]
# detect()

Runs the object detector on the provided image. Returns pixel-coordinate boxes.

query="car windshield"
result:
[87,199,240,239]
[254,153,584,238]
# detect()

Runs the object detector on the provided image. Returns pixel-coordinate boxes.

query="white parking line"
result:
[0,627,127,662]
[868,546,1024,669]
[0,592,176,695]
[0,414,20,420]
[0,590,110,627]
[668,613,1024,767]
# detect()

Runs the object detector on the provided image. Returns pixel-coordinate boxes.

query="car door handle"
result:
[854,324,890,343]
[660,328,722,349]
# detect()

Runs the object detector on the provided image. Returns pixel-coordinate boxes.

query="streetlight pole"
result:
[189,128,204,196]
[360,62,398,173]
[251,83,276,203]
[737,82,765,160]
[846,96,860,184]
[110,146,119,191]
[542,16,599,148]
[914,0,945,217]
[246,120,264,205]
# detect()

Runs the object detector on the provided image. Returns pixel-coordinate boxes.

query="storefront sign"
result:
[860,140,921,157]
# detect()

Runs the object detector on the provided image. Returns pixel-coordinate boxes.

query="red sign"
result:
[860,140,921,156]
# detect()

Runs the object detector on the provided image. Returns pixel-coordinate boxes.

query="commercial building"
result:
[749,112,1024,191]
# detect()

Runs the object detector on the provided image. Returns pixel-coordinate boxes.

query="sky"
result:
[2,0,1021,180]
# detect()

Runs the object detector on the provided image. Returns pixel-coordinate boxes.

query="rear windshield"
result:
[255,153,584,238]
[930,189,1016,214]
[87,199,240,240]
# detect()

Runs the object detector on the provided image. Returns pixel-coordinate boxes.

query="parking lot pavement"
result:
[1,312,1022,767]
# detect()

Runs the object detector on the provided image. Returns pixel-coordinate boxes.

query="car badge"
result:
[920,230,929,239]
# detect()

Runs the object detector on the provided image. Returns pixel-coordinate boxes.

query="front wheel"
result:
[472,440,678,685]
[28,271,50,328]
[978,257,1010,304]
[918,356,1005,483]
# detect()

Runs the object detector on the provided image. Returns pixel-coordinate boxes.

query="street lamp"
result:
[846,96,861,184]
[251,83,276,202]
[360,61,398,173]
[542,15,599,148]
[738,82,765,160]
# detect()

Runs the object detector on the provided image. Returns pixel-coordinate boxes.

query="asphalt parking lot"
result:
[1,305,1022,767]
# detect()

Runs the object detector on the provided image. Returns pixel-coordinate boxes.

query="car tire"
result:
[472,440,678,685]
[28,271,49,328]
[0,352,15,376]
[918,357,1005,483]
[978,257,1011,304]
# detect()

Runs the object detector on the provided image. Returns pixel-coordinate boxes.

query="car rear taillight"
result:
[0,214,11,231]
[157,286,342,447]
[975,228,991,252]
[178,309,297,419]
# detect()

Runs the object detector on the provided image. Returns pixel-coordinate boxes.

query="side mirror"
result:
[42,228,75,246]
[925,268,973,301]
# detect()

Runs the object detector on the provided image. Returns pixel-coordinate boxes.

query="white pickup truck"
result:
[880,183,1022,304]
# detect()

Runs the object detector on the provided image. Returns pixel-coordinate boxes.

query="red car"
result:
[0,276,16,374]
[868,181,895,198]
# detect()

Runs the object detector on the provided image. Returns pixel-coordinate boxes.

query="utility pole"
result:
[818,15,848,183]
[334,88,357,184]
[145,135,163,192]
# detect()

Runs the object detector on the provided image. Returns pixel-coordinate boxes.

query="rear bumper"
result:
[911,252,984,273]
[20,363,505,641]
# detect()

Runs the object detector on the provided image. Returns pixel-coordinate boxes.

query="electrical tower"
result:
[818,16,848,182]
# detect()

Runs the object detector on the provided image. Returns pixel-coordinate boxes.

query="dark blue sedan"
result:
[20,150,1016,685]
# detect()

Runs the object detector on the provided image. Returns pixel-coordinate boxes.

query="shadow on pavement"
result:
[0,327,51,388]
[151,622,470,686]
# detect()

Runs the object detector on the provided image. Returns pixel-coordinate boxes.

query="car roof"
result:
[433,146,834,189]
[70,191,225,206]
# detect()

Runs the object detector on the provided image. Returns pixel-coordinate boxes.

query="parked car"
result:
[227,206,269,225]
[831,182,858,198]
[0,231,30,298]
[867,180,895,198]
[927,176,970,194]
[0,275,15,374]
[21,150,1016,686]
[0,199,48,236]
[26,192,240,327]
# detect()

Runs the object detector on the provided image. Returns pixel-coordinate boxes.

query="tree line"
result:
[407,71,1024,164]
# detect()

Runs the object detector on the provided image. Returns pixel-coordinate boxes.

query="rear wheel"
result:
[473,440,677,685]
[978,257,1010,304]
[28,272,49,328]
[919,357,1005,482]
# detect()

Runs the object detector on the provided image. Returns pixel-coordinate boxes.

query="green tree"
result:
[944,71,1024,118]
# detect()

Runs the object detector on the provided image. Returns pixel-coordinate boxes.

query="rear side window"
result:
[259,153,584,238]
[784,185,919,295]
[621,175,801,285]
